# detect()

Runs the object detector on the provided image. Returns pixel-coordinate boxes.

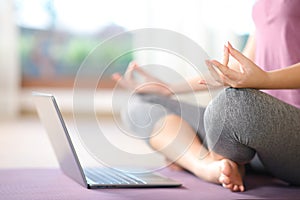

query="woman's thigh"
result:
[204,88,300,185]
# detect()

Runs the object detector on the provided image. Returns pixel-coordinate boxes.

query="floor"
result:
[0,115,57,169]
[0,114,165,170]
[2,115,300,200]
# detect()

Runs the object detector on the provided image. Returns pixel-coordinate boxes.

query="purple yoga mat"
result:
[0,168,299,200]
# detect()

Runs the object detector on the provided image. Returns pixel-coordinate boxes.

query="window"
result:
[16,0,143,88]
[16,0,254,88]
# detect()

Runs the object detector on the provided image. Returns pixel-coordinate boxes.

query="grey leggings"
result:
[121,88,300,185]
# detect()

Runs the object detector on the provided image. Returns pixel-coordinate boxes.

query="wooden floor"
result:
[0,114,165,170]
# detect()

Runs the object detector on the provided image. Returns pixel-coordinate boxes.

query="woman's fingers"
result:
[206,60,223,83]
[227,42,249,74]
[202,60,231,87]
[204,59,243,87]
[223,45,229,66]
[204,43,266,89]
[133,65,159,82]
[125,61,161,83]
[111,73,121,81]
[112,72,136,90]
[227,42,249,67]
[112,73,131,89]
[124,61,138,81]
[112,62,168,94]
[210,60,241,81]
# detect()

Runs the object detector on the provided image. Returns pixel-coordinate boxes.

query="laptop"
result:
[32,92,181,189]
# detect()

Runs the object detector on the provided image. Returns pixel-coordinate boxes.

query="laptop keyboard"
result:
[84,168,147,185]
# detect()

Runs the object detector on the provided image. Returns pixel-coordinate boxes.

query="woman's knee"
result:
[120,94,169,138]
[204,88,257,163]
[204,88,262,132]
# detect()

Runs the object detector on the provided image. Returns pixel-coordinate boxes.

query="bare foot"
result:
[191,156,245,192]
[219,159,245,192]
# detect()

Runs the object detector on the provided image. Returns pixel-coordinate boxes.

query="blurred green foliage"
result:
[20,27,133,78]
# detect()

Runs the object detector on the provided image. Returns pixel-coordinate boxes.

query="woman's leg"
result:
[121,93,245,191]
[204,88,300,185]
[121,94,206,143]
[121,94,210,170]
[148,113,244,191]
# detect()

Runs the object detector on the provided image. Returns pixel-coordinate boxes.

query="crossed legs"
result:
[121,93,245,191]
[149,114,245,191]
[121,88,300,191]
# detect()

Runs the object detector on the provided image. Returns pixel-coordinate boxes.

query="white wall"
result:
[0,0,20,119]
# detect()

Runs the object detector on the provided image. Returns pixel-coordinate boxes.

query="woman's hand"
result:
[202,42,269,89]
[112,62,173,96]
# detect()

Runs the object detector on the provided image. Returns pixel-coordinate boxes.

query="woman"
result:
[112,0,300,192]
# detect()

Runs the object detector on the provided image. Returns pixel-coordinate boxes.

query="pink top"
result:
[252,0,300,108]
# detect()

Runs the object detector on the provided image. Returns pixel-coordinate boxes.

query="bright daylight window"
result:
[15,0,254,88]
[16,0,148,88]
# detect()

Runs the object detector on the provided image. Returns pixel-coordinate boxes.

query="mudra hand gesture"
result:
[112,62,173,96]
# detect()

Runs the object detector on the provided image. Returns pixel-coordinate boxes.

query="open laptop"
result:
[32,92,181,189]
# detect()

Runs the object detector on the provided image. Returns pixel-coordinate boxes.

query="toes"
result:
[222,183,245,192]
[232,185,239,192]
[222,183,233,189]
[230,184,245,192]
[239,185,245,192]
[219,159,245,192]
[219,174,230,185]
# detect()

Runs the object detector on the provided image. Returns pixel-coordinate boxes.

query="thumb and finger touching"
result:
[112,61,170,95]
[202,42,250,87]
